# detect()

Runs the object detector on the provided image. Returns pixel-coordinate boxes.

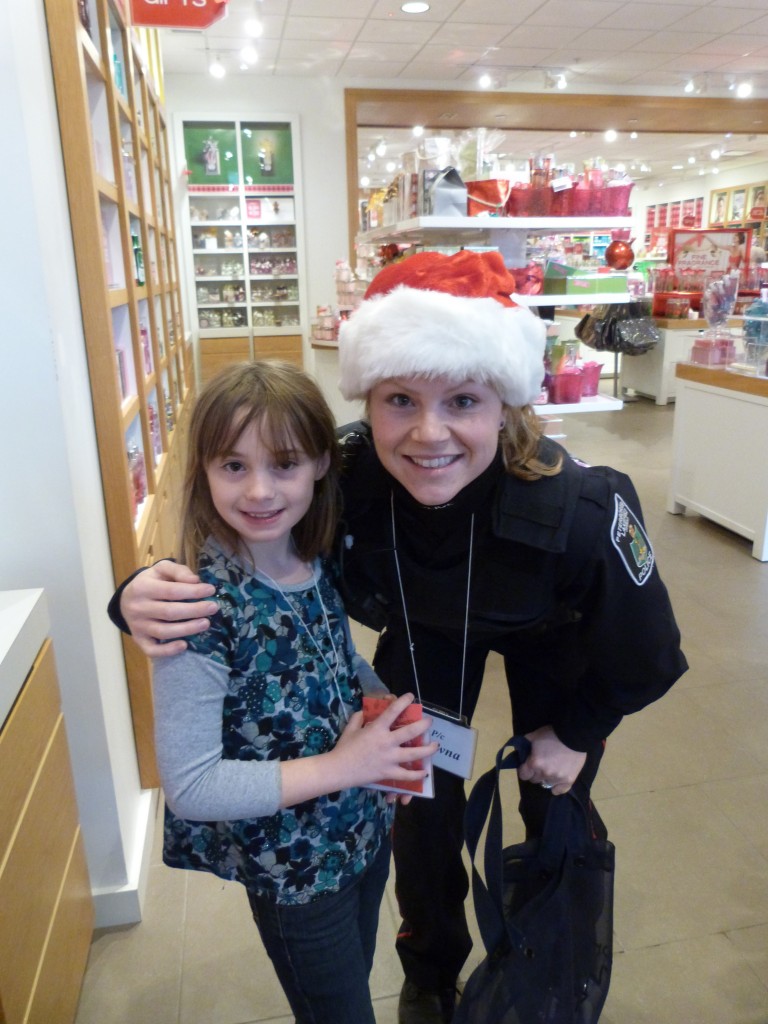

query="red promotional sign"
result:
[130,0,228,30]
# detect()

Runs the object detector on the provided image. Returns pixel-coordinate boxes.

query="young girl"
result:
[152,361,435,1024]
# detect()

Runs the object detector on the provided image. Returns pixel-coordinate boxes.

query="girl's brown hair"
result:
[179,361,341,568]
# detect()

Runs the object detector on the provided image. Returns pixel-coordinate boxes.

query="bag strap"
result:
[463,736,586,955]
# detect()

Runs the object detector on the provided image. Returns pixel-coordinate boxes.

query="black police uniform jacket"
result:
[334,422,687,753]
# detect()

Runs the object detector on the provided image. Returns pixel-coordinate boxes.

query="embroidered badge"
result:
[610,494,654,585]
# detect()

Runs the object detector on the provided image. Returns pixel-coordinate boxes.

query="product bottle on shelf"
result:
[127,443,147,512]
[132,233,145,286]
[743,286,768,374]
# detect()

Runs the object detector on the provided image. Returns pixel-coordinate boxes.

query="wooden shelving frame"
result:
[44,0,193,786]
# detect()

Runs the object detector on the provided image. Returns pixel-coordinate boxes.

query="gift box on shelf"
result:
[543,272,628,296]
[466,179,512,217]
[420,167,467,216]
[543,259,575,282]
[689,330,736,367]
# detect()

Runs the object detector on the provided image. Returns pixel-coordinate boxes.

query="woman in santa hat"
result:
[109,249,687,1024]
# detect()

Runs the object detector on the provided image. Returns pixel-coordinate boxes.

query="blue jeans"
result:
[247,837,391,1024]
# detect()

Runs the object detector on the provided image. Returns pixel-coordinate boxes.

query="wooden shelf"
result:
[44,0,193,787]
[179,117,306,376]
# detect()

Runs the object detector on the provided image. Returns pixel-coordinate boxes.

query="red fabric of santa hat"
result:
[338,250,545,406]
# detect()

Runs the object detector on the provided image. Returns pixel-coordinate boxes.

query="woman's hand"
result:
[517,725,587,796]
[121,561,218,657]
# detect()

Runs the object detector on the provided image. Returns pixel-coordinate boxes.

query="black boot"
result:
[398,980,457,1024]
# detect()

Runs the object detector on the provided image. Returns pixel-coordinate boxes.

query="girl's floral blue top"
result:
[162,538,393,905]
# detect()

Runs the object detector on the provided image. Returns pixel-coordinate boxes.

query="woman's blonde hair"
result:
[499,404,563,480]
[179,361,340,568]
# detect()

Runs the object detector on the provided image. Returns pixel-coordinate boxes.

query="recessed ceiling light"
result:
[240,45,258,66]
[401,2,430,12]
[604,129,617,143]
[736,81,753,99]
[412,125,424,137]
[209,56,225,79]
[479,74,492,89]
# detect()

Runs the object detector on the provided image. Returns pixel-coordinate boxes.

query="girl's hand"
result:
[121,561,218,657]
[332,693,438,790]
[516,725,587,796]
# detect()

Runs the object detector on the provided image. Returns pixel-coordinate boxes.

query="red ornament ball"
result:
[604,239,635,270]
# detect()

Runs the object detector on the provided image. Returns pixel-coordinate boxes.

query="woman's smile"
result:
[367,376,503,506]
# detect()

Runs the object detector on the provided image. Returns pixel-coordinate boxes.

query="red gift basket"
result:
[506,184,553,217]
[602,183,634,216]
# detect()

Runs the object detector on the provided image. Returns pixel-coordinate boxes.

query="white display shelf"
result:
[0,589,48,727]
[513,291,631,307]
[358,216,633,242]
[535,394,623,416]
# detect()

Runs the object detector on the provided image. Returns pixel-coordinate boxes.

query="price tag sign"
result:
[130,0,228,30]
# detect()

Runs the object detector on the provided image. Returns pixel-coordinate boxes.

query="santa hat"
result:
[338,249,545,406]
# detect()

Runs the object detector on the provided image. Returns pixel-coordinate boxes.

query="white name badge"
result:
[423,702,478,780]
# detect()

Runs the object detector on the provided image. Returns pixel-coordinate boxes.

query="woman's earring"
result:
[499,420,506,430]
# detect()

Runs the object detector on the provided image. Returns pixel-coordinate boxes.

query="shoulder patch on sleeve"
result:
[610,494,654,585]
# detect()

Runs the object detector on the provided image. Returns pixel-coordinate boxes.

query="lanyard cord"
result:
[257,563,349,723]
[390,492,474,721]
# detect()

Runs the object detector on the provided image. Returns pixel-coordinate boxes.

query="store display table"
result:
[620,319,701,405]
[0,589,94,1022]
[667,364,768,560]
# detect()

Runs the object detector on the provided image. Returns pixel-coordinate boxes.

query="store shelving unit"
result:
[357,215,632,301]
[356,215,629,416]
[44,0,192,786]
[177,117,305,383]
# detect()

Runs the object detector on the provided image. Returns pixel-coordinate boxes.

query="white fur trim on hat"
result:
[338,285,545,406]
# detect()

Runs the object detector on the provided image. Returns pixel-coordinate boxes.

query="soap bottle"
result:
[744,285,768,372]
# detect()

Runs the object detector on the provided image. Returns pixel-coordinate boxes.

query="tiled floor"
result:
[74,391,768,1024]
